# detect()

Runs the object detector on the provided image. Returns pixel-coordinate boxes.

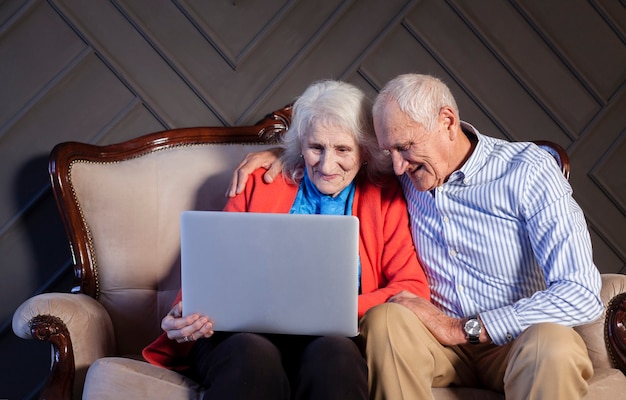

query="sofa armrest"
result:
[603,273,626,375]
[12,293,116,400]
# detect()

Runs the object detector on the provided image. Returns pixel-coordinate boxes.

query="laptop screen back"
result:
[180,211,359,336]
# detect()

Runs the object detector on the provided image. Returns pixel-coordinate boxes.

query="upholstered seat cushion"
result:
[584,368,626,398]
[82,358,626,400]
[82,357,203,400]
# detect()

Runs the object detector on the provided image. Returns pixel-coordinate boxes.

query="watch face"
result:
[465,319,481,335]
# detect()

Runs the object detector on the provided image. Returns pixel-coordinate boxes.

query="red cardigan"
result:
[143,169,429,371]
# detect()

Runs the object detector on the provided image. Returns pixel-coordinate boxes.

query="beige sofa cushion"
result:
[82,357,202,400]
[69,143,274,355]
[575,274,626,370]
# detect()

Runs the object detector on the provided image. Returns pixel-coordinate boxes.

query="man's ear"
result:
[439,106,458,139]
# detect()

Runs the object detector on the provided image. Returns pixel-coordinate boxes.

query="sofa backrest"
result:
[49,107,291,355]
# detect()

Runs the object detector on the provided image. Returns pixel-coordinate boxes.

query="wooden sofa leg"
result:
[30,315,75,400]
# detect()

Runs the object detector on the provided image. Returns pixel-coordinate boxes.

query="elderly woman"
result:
[142,80,429,400]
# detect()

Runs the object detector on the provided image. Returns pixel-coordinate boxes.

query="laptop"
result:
[180,210,359,337]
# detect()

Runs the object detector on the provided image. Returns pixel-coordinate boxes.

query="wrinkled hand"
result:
[161,301,214,343]
[226,148,284,197]
[388,291,466,346]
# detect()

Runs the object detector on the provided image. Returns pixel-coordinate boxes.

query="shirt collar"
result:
[449,121,491,185]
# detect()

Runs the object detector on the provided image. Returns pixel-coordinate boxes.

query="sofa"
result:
[12,106,626,399]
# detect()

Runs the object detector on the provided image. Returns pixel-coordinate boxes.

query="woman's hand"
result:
[226,148,284,197]
[161,301,215,343]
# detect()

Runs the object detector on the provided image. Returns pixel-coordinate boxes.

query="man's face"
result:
[374,101,451,192]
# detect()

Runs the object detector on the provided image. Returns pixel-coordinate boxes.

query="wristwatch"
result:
[464,316,482,344]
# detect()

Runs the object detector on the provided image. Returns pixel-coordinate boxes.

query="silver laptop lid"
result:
[181,211,359,336]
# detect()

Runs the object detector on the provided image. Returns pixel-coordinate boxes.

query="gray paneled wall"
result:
[1,0,625,398]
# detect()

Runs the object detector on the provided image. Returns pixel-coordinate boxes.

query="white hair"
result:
[373,74,459,132]
[281,80,392,182]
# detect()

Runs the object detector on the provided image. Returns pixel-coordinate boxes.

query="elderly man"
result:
[359,74,602,400]
[227,74,603,399]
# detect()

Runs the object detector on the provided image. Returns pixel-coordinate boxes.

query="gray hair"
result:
[373,74,459,132]
[281,80,392,182]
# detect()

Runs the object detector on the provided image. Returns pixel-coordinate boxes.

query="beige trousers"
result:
[359,303,593,400]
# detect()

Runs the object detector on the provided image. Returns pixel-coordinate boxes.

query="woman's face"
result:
[301,122,363,197]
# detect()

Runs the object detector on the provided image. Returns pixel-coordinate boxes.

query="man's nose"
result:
[391,151,408,176]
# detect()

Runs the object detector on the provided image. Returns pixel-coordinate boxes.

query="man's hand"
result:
[388,291,467,346]
[226,148,283,197]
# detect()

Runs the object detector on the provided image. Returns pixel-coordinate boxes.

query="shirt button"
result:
[443,216,449,223]
[437,186,443,192]
[506,333,514,342]
[449,249,457,257]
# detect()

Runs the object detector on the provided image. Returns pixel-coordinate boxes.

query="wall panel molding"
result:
[1,0,624,398]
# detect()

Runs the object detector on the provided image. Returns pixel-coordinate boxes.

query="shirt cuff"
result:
[479,305,524,346]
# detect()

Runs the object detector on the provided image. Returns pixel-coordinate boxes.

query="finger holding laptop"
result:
[161,301,214,343]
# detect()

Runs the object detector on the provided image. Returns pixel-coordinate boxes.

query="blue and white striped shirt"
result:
[400,122,603,345]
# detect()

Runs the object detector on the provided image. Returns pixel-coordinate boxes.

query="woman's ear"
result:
[361,148,369,164]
